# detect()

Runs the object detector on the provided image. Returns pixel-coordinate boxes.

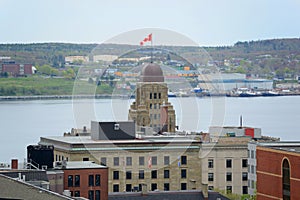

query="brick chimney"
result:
[11,159,18,169]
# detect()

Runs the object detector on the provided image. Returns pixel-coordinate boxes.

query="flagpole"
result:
[150,33,153,63]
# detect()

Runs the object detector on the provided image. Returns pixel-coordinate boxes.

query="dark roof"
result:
[108,190,230,200]
[0,170,49,181]
[0,174,73,200]
[141,63,164,82]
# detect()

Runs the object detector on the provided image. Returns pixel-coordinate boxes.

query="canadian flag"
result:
[140,33,152,46]
[148,156,152,169]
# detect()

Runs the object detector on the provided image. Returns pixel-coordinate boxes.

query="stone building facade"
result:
[128,63,176,133]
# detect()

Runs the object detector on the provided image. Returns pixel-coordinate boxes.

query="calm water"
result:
[1,96,300,162]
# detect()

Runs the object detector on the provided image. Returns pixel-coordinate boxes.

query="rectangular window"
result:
[226,159,232,168]
[251,165,254,174]
[126,184,132,192]
[226,172,232,181]
[126,157,132,166]
[164,156,170,165]
[181,169,187,179]
[151,183,157,191]
[150,103,152,109]
[151,170,157,179]
[226,186,232,194]
[154,104,157,109]
[75,175,80,187]
[208,159,214,168]
[208,173,214,182]
[242,172,248,181]
[114,157,119,166]
[113,184,119,192]
[164,169,170,179]
[126,171,132,180]
[95,174,101,186]
[152,156,157,165]
[83,157,89,161]
[181,156,187,165]
[139,170,144,179]
[242,159,248,168]
[88,190,94,200]
[74,191,80,197]
[95,190,100,200]
[89,175,94,186]
[181,183,187,190]
[68,175,73,187]
[251,150,254,159]
[164,183,169,191]
[159,93,161,99]
[208,186,214,190]
[139,156,144,165]
[100,157,106,166]
[150,93,152,99]
[251,180,254,189]
[154,93,157,99]
[113,171,119,180]
[242,186,248,194]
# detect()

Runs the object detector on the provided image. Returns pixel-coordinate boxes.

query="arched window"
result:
[282,159,290,200]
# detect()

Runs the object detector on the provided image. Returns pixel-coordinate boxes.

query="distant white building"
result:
[93,55,118,62]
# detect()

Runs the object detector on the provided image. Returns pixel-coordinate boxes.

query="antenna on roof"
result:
[239,115,243,128]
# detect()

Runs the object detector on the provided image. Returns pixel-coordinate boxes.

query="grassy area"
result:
[0,76,114,96]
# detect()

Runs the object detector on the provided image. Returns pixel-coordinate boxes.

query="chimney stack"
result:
[11,159,18,169]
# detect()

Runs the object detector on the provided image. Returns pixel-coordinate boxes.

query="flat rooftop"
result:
[62,161,107,169]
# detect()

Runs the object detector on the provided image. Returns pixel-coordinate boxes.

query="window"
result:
[139,170,144,179]
[208,173,214,182]
[151,170,157,179]
[282,159,290,200]
[139,157,144,165]
[74,191,80,197]
[95,174,101,186]
[151,183,157,191]
[154,93,157,99]
[226,159,232,168]
[100,157,106,166]
[242,172,248,181]
[150,93,152,99]
[181,169,187,179]
[154,104,157,109]
[154,114,157,119]
[164,169,170,179]
[181,183,187,190]
[164,156,170,165]
[113,171,119,180]
[208,186,214,190]
[113,184,119,192]
[88,190,94,200]
[251,165,254,174]
[89,175,94,186]
[242,159,248,168]
[95,190,100,200]
[242,186,248,194]
[150,103,152,109]
[251,180,254,189]
[126,184,132,192]
[126,171,132,179]
[152,156,157,165]
[68,175,73,187]
[226,186,232,194]
[114,157,119,166]
[226,172,232,181]
[126,157,132,166]
[181,156,187,165]
[208,159,214,168]
[251,150,254,159]
[75,175,80,187]
[83,157,89,161]
[159,93,161,99]
[164,183,169,191]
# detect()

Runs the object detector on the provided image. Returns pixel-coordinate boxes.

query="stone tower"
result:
[128,63,176,133]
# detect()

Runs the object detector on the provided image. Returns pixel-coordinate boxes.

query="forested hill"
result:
[0,38,300,69]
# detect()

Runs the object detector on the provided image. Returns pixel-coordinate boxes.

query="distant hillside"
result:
[0,38,300,76]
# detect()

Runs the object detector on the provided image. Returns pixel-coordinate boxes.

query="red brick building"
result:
[1,63,32,76]
[256,146,300,200]
[62,161,108,200]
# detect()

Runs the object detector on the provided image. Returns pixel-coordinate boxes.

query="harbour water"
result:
[0,96,300,162]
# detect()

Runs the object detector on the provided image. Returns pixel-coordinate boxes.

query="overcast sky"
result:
[0,0,300,46]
